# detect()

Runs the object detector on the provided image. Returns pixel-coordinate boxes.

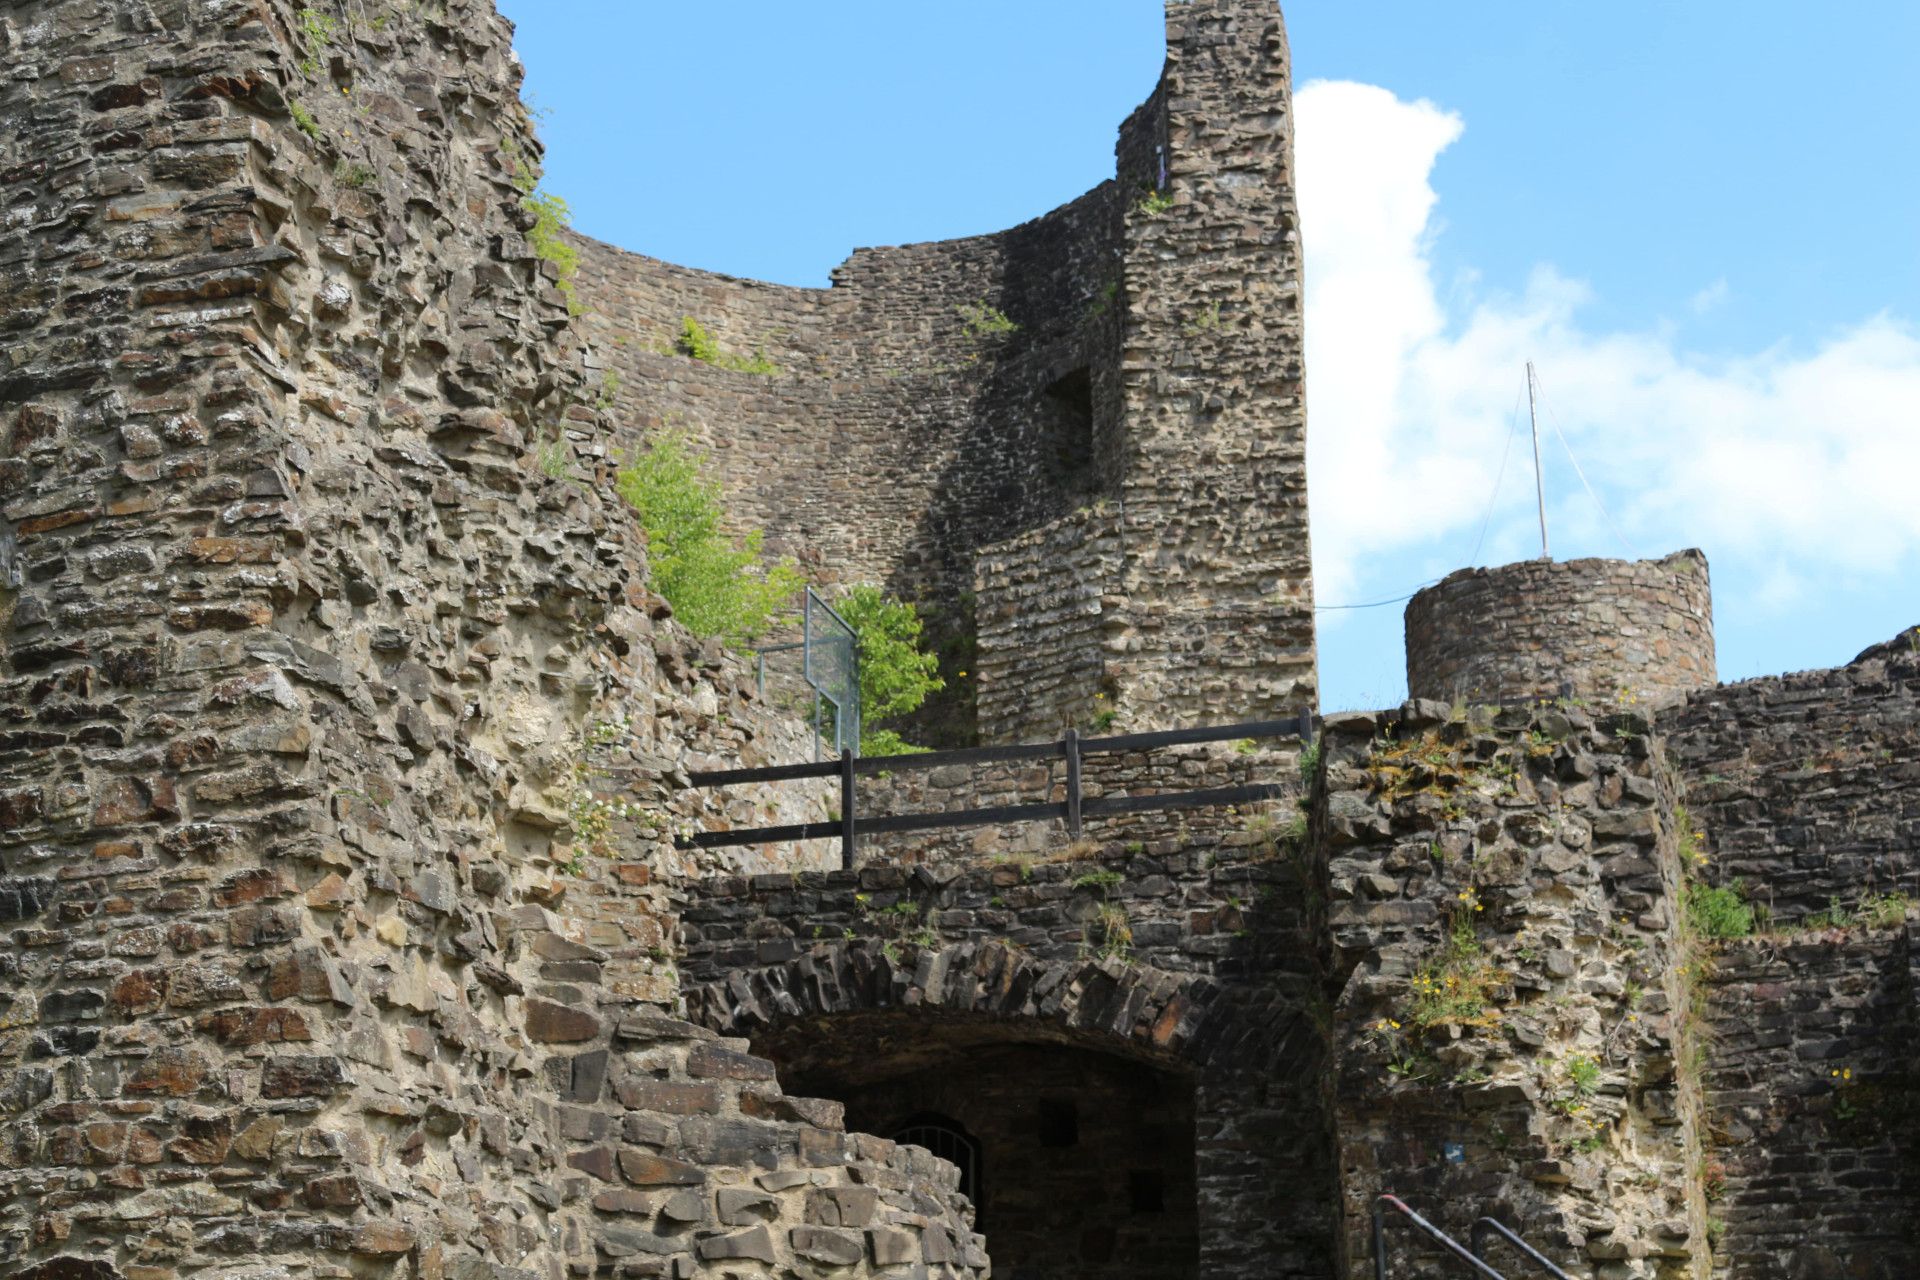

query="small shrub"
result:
[1686,879,1754,940]
[1184,300,1222,333]
[334,159,376,187]
[594,368,621,410]
[858,729,928,758]
[957,300,1019,340]
[537,439,571,480]
[297,7,337,77]
[1091,901,1132,962]
[615,433,802,646]
[1409,898,1500,1028]
[835,585,944,756]
[522,189,581,314]
[289,99,321,139]
[1297,736,1322,786]
[1136,186,1175,216]
[1088,278,1120,318]
[1802,892,1910,932]
[669,317,780,375]
[1073,869,1125,893]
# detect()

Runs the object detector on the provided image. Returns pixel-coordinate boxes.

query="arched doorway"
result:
[760,1011,1199,1280]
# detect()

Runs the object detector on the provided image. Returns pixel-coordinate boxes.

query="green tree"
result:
[837,585,945,756]
[615,434,801,646]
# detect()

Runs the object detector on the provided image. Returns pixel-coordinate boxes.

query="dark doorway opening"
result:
[756,1016,1198,1280]
[1040,368,1096,495]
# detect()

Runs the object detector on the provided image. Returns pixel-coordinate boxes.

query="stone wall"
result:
[676,768,1339,1280]
[569,181,1123,613]
[1103,0,1317,730]
[973,505,1124,745]
[0,2,976,1278]
[1318,701,1708,1279]
[1661,627,1920,923]
[1405,551,1716,710]
[570,0,1317,745]
[1698,928,1920,1280]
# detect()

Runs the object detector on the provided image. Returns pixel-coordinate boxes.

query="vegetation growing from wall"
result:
[837,585,945,756]
[957,300,1019,341]
[616,434,802,646]
[522,189,582,315]
[662,317,781,375]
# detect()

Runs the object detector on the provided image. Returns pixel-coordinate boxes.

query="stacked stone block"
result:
[572,0,1317,745]
[0,3,977,1278]
[1660,626,1920,922]
[1406,551,1716,710]
[677,782,1338,1279]
[1318,701,1707,1279]
[1698,929,1920,1279]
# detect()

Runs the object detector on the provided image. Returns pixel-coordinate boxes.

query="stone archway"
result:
[683,937,1335,1280]
[683,936,1301,1076]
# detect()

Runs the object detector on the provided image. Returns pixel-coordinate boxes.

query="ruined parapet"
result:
[575,0,1317,744]
[1405,550,1716,709]
[1660,623,1920,923]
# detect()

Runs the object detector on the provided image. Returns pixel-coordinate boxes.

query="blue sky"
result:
[503,1,1920,712]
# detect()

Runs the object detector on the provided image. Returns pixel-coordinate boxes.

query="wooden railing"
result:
[675,712,1316,870]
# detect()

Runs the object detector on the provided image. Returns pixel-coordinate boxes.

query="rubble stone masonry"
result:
[0,2,977,1277]
[1406,551,1716,710]
[572,0,1316,744]
[5,0,1920,1276]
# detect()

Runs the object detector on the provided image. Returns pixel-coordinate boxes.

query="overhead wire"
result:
[1467,386,1526,567]
[1528,367,1637,559]
[1314,580,1443,612]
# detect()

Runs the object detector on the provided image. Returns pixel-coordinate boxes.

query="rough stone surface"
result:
[0,1,975,1277]
[1699,931,1920,1280]
[6,0,1919,1277]
[572,0,1317,745]
[1319,705,1707,1279]
[1661,628,1920,922]
[1406,550,1716,709]
[679,762,1336,1279]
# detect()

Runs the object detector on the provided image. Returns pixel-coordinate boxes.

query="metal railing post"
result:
[1374,1195,1509,1280]
[839,748,857,871]
[1471,1218,1573,1280]
[1064,728,1083,837]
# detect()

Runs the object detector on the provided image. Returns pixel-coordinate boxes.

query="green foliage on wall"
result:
[1135,186,1176,217]
[1686,879,1755,940]
[668,317,781,376]
[289,99,321,139]
[616,434,802,646]
[296,7,336,77]
[957,300,1020,341]
[521,188,582,314]
[836,585,946,756]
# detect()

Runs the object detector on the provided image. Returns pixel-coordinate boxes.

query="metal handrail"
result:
[1471,1217,1573,1280]
[1373,1195,1509,1280]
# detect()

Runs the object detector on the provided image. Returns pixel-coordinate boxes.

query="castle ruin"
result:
[1,2,1916,1280]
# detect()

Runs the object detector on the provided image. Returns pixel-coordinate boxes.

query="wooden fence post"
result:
[839,747,857,871]
[1064,728,1083,837]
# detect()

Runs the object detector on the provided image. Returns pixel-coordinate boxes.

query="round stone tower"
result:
[1404,549,1716,708]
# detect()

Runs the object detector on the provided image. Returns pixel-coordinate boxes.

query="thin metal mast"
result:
[1526,361,1550,560]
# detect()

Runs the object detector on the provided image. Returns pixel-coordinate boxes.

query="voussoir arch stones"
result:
[682,937,1308,1078]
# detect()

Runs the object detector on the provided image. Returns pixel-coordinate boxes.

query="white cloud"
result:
[1689,278,1730,314]
[1294,79,1920,617]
